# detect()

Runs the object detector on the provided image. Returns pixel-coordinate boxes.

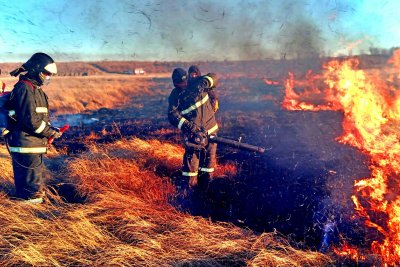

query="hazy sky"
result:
[0,0,398,62]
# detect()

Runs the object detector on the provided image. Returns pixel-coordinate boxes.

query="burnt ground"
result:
[53,76,374,256]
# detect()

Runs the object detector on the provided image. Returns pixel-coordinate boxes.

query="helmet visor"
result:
[44,62,57,75]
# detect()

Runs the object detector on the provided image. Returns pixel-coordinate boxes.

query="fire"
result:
[388,49,400,69]
[333,242,361,261]
[282,49,400,264]
[263,78,279,86]
[282,69,342,111]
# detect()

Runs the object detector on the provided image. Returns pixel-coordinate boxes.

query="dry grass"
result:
[46,76,158,114]
[0,74,159,115]
[0,59,337,265]
[0,139,331,266]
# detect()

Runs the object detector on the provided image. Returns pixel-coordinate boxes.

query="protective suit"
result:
[168,67,219,198]
[6,53,61,202]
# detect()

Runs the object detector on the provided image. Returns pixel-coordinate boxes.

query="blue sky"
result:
[0,0,398,62]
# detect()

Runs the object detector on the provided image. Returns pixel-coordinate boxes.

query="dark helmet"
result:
[188,65,201,80]
[188,65,201,86]
[9,52,57,85]
[24,52,57,84]
[172,68,187,89]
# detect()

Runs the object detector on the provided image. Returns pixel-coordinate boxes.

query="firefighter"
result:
[188,65,219,112]
[6,52,62,203]
[168,67,219,211]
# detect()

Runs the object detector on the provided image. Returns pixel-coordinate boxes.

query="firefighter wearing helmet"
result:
[5,52,62,203]
[188,65,219,112]
[168,66,219,211]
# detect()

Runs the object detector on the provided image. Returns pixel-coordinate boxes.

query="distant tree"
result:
[369,47,379,55]
[369,46,397,56]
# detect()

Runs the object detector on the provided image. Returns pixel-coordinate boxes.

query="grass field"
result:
[0,55,396,265]
[0,60,335,266]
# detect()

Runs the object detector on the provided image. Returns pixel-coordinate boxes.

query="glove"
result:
[51,127,63,139]
[52,131,63,139]
[184,121,200,134]
[193,131,208,147]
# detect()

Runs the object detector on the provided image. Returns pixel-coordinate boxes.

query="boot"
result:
[25,191,46,204]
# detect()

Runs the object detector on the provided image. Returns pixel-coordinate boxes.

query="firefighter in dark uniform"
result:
[168,67,218,210]
[6,52,62,203]
[188,65,219,113]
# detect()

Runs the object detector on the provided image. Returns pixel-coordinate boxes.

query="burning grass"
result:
[282,50,400,264]
[0,139,331,266]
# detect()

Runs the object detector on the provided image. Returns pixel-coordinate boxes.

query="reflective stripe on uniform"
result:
[182,171,198,177]
[34,121,46,134]
[8,110,15,116]
[177,117,187,129]
[214,99,219,112]
[25,197,44,204]
[9,147,47,153]
[36,107,48,113]
[181,94,209,115]
[1,129,9,136]
[207,124,219,135]
[199,167,214,173]
[204,76,214,88]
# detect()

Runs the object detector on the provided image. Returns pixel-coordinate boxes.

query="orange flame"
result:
[282,70,340,111]
[388,49,400,69]
[283,49,400,264]
[263,78,280,86]
[333,242,361,261]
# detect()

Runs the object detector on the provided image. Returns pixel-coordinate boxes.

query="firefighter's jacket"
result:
[208,89,219,112]
[5,77,56,154]
[168,77,218,135]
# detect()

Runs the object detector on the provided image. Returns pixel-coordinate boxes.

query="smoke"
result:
[0,0,365,61]
[188,1,274,60]
[118,0,328,61]
[275,16,324,59]
[274,1,325,58]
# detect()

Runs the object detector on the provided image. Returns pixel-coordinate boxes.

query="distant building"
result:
[134,68,146,75]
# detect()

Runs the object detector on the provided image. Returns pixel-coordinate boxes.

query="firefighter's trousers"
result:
[181,142,217,191]
[11,153,44,199]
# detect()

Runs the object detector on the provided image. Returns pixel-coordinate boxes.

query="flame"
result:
[263,78,280,86]
[282,70,340,111]
[283,49,400,264]
[333,242,361,261]
[388,49,400,69]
